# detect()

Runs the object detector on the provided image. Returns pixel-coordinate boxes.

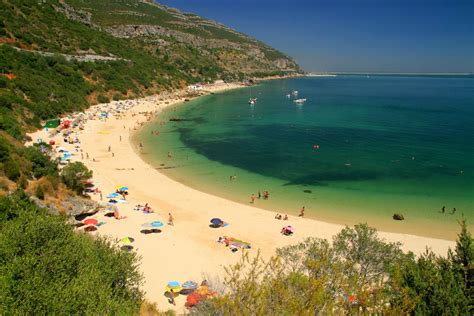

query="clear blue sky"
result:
[158,0,473,73]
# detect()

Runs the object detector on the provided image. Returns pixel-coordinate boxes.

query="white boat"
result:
[248,97,257,105]
[293,98,307,104]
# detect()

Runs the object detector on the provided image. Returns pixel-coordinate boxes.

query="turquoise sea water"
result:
[136,76,474,239]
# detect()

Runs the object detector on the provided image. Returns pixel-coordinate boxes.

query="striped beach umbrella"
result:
[166,281,182,292]
[106,205,118,212]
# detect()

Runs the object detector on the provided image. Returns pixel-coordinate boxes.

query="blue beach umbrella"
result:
[151,221,163,228]
[182,281,198,290]
[107,192,119,198]
[210,218,223,225]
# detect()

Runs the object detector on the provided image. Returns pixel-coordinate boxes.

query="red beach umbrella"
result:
[83,218,98,226]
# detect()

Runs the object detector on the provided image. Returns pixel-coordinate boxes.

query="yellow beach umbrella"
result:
[120,237,134,245]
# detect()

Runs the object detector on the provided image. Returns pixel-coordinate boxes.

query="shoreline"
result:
[27,81,456,312]
[133,81,467,241]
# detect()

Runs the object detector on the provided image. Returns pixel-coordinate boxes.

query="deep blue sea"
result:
[137,75,474,239]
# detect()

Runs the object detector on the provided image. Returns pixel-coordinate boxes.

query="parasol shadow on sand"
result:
[121,245,134,252]
[84,225,97,232]
[140,229,162,234]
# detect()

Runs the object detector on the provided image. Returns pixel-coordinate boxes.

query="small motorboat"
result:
[293,98,307,104]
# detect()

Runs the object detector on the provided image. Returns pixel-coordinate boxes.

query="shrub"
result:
[60,162,92,195]
[4,158,20,181]
[0,193,144,314]
[194,223,471,315]
[97,94,110,103]
[35,185,44,200]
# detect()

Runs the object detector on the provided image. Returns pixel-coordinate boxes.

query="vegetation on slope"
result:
[192,223,473,315]
[0,192,144,314]
[0,0,299,184]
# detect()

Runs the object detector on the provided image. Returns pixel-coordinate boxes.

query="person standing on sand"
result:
[442,206,446,213]
[250,194,256,204]
[168,213,174,225]
[299,206,305,217]
[169,289,176,306]
[108,145,111,152]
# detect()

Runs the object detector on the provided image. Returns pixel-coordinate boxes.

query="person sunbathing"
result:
[143,207,154,213]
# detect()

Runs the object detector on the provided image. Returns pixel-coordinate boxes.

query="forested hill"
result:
[0,0,300,187]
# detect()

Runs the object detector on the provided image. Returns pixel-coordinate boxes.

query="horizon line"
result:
[307,71,474,75]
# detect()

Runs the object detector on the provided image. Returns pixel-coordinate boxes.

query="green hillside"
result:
[0,0,300,184]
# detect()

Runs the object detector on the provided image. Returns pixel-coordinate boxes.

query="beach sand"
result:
[28,82,455,313]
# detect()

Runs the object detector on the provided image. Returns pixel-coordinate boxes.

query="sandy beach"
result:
[28,82,455,313]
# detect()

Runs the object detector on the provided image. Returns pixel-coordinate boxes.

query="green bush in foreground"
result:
[193,223,472,315]
[0,192,144,314]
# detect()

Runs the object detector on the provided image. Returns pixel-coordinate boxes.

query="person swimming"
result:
[299,206,305,217]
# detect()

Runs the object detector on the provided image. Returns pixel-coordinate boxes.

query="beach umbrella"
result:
[150,221,163,228]
[106,205,118,212]
[210,218,223,225]
[166,281,182,292]
[180,281,199,295]
[107,192,119,198]
[120,237,134,245]
[182,281,198,290]
[83,218,98,226]
[186,292,201,307]
[284,225,294,233]
[116,186,128,191]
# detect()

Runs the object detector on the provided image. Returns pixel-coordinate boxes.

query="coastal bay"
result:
[29,80,459,312]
